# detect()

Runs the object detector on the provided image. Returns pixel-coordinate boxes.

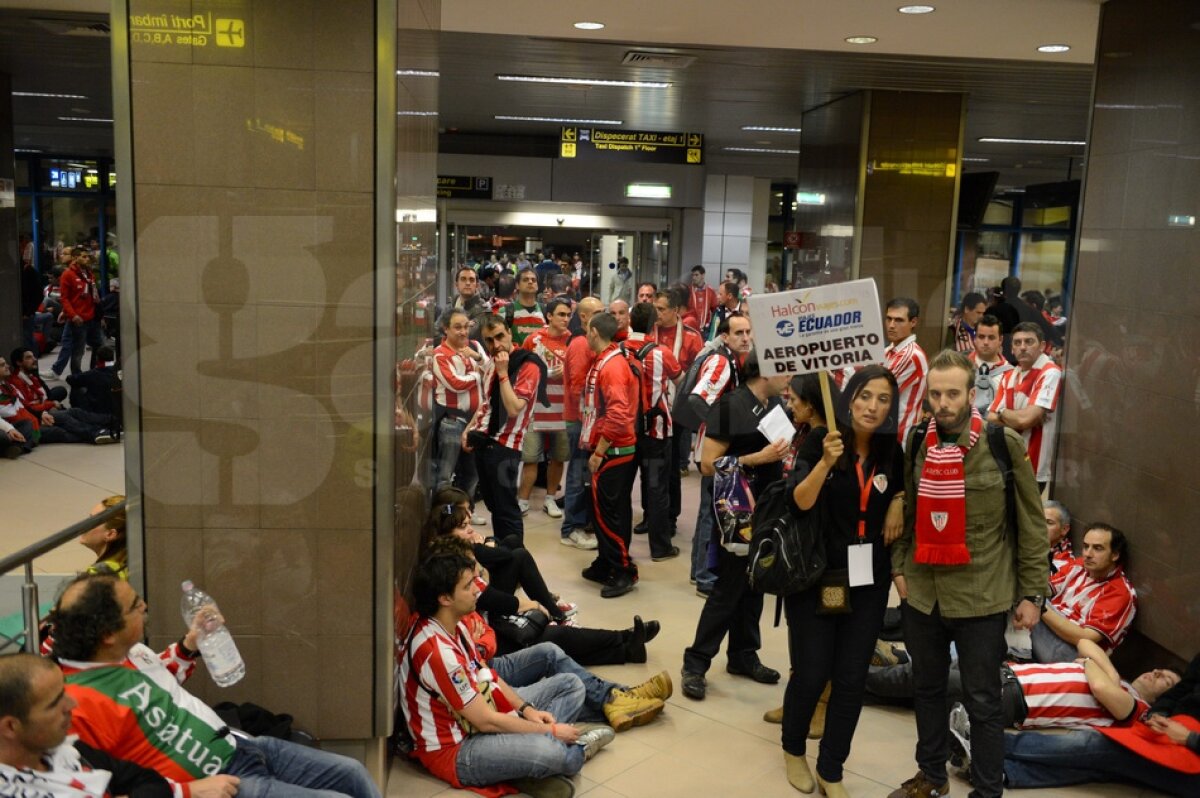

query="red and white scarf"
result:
[914,407,984,565]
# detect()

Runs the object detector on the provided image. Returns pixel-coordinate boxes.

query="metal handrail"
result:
[1,501,126,653]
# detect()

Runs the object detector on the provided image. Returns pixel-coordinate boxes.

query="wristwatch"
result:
[1023,595,1046,610]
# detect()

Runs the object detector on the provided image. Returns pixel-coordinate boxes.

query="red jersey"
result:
[988,353,1062,483]
[431,341,487,415]
[398,616,514,788]
[6,372,55,414]
[1013,661,1147,729]
[59,264,97,322]
[655,322,705,372]
[522,328,570,430]
[562,335,594,424]
[623,332,680,439]
[581,344,637,450]
[884,335,928,447]
[469,359,541,451]
[1048,559,1137,651]
[688,285,718,335]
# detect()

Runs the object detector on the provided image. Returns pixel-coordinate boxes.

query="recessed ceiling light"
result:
[742,125,802,133]
[57,116,112,123]
[845,36,878,44]
[724,146,799,155]
[1037,44,1071,53]
[978,137,1085,145]
[395,69,439,77]
[14,148,43,153]
[396,111,438,116]
[496,115,623,126]
[497,75,670,89]
[898,5,936,14]
[961,157,991,163]
[574,21,605,30]
[13,91,88,99]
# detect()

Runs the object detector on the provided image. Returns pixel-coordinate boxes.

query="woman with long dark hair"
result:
[782,365,905,797]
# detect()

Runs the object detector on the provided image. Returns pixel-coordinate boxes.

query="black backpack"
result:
[746,479,828,598]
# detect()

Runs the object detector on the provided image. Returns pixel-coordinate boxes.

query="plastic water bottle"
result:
[180,580,245,687]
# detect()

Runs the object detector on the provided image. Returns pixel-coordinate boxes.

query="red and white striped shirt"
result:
[1048,559,1137,651]
[399,616,513,785]
[988,353,1062,483]
[522,328,570,431]
[431,341,487,415]
[1013,661,1147,729]
[885,335,928,448]
[624,332,681,440]
[689,346,741,461]
[469,359,541,451]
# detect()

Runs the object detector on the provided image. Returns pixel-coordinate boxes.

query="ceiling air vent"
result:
[30,17,112,37]
[621,51,695,69]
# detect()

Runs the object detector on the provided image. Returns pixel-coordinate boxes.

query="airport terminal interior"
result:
[1,1,1197,796]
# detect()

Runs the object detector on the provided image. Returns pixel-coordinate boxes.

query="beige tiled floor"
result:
[0,423,1163,797]
[387,478,1164,798]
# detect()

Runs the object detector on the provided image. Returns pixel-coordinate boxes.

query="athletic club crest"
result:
[931,511,948,531]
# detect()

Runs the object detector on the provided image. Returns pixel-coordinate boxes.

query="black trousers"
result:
[589,452,638,577]
[636,435,675,557]
[483,546,565,623]
[904,603,1009,798]
[782,580,890,782]
[682,546,764,674]
[496,624,631,667]
[474,444,524,544]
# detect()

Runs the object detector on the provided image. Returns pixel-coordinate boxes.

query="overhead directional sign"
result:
[747,278,886,376]
[437,175,492,199]
[560,127,704,165]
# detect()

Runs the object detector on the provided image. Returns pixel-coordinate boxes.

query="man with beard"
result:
[889,349,1048,798]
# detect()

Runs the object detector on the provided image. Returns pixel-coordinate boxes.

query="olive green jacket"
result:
[893,424,1049,618]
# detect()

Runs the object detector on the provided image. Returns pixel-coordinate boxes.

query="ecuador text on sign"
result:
[746,279,886,375]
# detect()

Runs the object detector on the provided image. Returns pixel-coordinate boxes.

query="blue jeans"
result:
[491,642,619,723]
[223,735,380,798]
[52,317,103,376]
[454,673,587,786]
[689,475,716,589]
[1003,728,1200,797]
[561,422,589,538]
[904,604,1009,798]
[429,414,468,495]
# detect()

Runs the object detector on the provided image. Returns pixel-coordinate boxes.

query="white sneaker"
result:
[543,497,563,518]
[567,530,598,550]
[577,724,615,761]
[518,498,530,515]
[471,513,487,526]
[948,701,972,775]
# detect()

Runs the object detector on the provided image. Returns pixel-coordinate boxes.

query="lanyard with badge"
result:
[848,459,884,587]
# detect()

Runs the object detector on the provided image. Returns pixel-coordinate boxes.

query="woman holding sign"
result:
[782,364,905,797]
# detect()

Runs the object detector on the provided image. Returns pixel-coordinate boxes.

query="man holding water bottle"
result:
[50,573,381,798]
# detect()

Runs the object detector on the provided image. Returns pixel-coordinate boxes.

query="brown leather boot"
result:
[808,682,831,739]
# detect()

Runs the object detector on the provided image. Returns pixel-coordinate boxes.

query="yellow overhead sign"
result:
[129,12,246,49]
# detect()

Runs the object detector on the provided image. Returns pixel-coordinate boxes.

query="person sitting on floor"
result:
[49,573,379,798]
[423,535,670,733]
[0,652,172,798]
[1032,521,1137,663]
[398,549,614,798]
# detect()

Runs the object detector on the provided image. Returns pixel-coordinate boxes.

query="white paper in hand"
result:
[757,404,796,444]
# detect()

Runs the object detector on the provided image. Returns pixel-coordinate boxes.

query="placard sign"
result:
[747,278,885,376]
